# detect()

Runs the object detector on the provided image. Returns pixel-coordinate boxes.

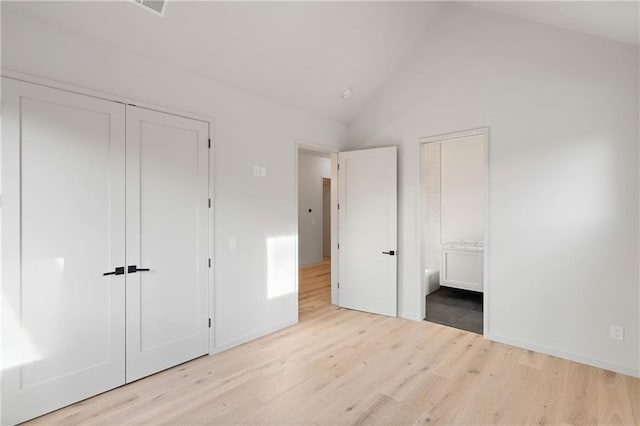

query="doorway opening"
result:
[297,147,333,321]
[419,129,488,335]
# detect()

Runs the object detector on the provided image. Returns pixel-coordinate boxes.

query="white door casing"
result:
[337,146,398,317]
[1,78,127,425]
[125,105,210,382]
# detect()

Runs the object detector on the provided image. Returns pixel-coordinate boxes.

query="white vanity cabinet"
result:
[440,246,483,292]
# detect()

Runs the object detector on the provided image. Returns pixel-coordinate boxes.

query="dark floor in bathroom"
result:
[425,286,483,334]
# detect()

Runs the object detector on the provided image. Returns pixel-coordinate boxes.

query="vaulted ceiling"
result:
[3,1,637,124]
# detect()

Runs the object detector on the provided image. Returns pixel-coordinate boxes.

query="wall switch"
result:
[253,166,261,177]
[610,325,624,341]
[260,166,266,177]
[229,238,237,250]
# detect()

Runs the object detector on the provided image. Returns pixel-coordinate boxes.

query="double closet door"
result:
[1,78,210,425]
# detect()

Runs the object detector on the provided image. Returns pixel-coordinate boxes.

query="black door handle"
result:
[103,266,125,276]
[128,265,150,273]
[382,251,396,256]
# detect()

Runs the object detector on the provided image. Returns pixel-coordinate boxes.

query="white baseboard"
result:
[486,332,640,378]
[210,315,639,379]
[399,311,424,322]
[212,319,298,354]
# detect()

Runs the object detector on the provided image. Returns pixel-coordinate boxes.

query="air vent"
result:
[132,0,168,17]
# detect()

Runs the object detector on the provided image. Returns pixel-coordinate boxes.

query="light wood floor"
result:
[28,257,639,425]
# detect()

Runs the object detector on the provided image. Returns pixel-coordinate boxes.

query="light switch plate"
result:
[610,325,624,341]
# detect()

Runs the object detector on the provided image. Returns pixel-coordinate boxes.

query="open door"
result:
[337,146,397,317]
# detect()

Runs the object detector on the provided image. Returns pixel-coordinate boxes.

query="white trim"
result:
[294,143,301,324]
[296,140,336,155]
[330,152,339,306]
[1,69,214,125]
[208,127,215,355]
[401,312,424,322]
[295,140,339,309]
[0,69,217,356]
[418,127,489,145]
[417,127,490,335]
[212,319,298,354]
[486,332,640,378]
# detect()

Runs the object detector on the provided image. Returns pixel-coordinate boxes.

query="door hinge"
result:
[208,198,211,208]
[208,138,211,148]
[337,243,340,249]
[209,258,212,268]
[338,164,340,170]
[337,203,340,210]
[208,318,212,328]
[338,282,340,289]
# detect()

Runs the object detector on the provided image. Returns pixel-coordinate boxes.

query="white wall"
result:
[440,135,486,244]
[421,143,442,294]
[1,12,347,351]
[298,152,331,265]
[349,4,639,376]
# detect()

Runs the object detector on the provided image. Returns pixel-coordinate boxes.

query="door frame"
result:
[294,140,339,313]
[1,69,217,354]
[417,127,490,335]
[321,177,332,259]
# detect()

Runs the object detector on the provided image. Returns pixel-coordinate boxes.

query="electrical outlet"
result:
[610,325,624,341]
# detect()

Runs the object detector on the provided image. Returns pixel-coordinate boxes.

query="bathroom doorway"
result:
[419,129,488,335]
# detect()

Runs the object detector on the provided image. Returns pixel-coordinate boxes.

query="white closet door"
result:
[125,106,210,382]
[1,78,126,425]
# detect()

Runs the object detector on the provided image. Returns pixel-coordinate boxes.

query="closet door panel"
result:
[1,78,126,425]
[126,106,209,382]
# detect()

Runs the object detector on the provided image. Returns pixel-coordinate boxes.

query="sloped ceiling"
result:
[2,1,637,124]
[2,1,447,123]
[469,1,639,46]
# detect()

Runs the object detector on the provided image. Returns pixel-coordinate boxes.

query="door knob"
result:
[128,265,151,273]
[103,266,125,276]
[382,251,396,256]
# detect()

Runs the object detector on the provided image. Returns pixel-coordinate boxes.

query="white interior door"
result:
[1,78,126,425]
[125,106,210,382]
[337,146,397,316]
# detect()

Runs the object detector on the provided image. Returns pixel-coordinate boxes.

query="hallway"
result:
[298,257,331,321]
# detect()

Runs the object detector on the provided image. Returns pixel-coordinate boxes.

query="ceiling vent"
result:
[132,0,168,17]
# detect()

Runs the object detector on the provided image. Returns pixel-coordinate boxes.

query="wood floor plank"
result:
[25,257,640,425]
